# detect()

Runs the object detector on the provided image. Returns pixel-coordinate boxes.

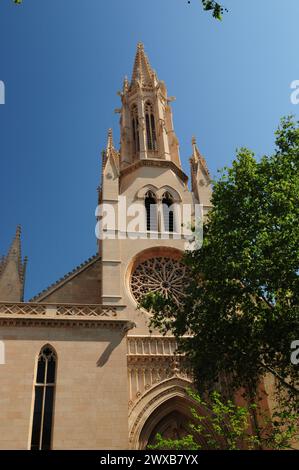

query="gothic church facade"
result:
[0,44,213,450]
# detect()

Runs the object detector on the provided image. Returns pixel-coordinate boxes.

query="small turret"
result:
[190,136,212,210]
[102,128,120,176]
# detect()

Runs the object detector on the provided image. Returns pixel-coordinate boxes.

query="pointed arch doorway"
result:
[128,378,195,449]
[140,396,192,449]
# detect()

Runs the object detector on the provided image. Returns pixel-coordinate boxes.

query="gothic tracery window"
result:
[162,191,175,233]
[145,190,158,232]
[31,345,57,450]
[131,104,140,156]
[145,101,157,152]
[130,256,188,306]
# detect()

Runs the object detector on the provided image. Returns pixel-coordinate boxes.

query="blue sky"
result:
[0,0,298,300]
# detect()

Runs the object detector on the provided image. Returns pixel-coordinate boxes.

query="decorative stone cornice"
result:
[0,316,134,330]
[0,302,133,330]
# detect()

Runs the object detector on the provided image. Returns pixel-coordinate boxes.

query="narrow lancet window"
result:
[31,345,57,450]
[131,104,140,156]
[162,192,174,233]
[145,102,157,152]
[145,190,158,231]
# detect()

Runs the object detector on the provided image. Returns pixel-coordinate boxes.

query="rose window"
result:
[130,256,188,306]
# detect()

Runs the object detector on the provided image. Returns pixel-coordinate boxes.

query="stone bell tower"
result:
[98,43,212,333]
[118,42,181,167]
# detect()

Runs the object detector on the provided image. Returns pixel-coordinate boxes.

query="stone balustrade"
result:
[0,302,117,319]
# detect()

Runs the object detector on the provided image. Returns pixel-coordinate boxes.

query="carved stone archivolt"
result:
[127,336,191,409]
[128,378,193,449]
[127,356,189,405]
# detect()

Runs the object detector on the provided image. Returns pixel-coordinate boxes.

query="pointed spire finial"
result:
[107,128,114,153]
[0,226,27,301]
[101,128,119,175]
[0,255,5,275]
[16,224,21,239]
[8,225,22,260]
[131,42,155,86]
[191,136,199,162]
[190,136,210,177]
[123,75,129,93]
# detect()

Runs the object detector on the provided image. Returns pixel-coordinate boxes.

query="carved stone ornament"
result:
[130,256,188,306]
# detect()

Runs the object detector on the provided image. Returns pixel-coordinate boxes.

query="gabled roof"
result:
[29,254,100,302]
[120,158,188,184]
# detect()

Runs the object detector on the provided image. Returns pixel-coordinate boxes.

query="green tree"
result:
[9,1,227,20]
[148,390,298,450]
[141,117,299,417]
[200,1,227,20]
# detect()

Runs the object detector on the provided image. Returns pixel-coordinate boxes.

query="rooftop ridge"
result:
[29,254,100,302]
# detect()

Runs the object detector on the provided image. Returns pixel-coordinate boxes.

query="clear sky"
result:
[0,0,298,300]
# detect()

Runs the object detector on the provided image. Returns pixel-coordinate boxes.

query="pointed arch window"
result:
[31,345,57,450]
[145,102,157,152]
[162,192,175,233]
[131,104,140,156]
[145,190,158,231]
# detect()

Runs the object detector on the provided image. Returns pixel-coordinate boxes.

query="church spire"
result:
[119,43,181,167]
[0,226,27,302]
[131,42,156,87]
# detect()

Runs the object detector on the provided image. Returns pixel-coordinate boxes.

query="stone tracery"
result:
[130,256,188,305]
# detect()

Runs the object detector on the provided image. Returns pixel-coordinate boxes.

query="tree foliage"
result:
[201,1,227,20]
[148,389,298,450]
[148,390,257,450]
[141,117,299,414]
[9,1,227,20]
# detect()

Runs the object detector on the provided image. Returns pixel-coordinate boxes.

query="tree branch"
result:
[258,359,299,395]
